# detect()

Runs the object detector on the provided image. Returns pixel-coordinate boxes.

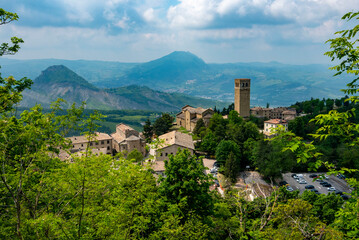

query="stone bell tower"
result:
[234,78,250,118]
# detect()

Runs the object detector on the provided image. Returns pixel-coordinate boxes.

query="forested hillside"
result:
[20,65,227,111]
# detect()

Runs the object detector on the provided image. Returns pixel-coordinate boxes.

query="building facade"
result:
[234,78,251,118]
[67,132,113,155]
[150,130,195,161]
[263,119,288,138]
[111,123,146,156]
[251,107,297,121]
[176,105,214,132]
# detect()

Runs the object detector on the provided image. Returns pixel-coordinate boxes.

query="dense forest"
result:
[1,8,359,240]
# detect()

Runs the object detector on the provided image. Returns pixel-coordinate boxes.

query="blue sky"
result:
[0,0,356,64]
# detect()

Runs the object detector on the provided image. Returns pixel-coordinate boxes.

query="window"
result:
[246,82,248,87]
[160,153,163,156]
[107,146,110,150]
[101,141,104,145]
[81,144,83,147]
[107,140,109,144]
[90,142,93,146]
[165,153,168,156]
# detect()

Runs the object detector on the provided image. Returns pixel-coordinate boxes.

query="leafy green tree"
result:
[224,152,238,183]
[127,148,144,162]
[228,110,243,125]
[199,130,217,156]
[153,113,174,136]
[215,140,241,167]
[158,149,213,219]
[252,139,296,180]
[193,118,205,136]
[143,117,153,143]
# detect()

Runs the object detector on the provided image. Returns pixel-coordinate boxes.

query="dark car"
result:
[320,181,328,185]
[291,173,297,178]
[309,174,318,178]
[310,189,319,194]
[337,173,346,179]
[322,183,332,187]
[341,195,350,200]
[335,190,343,195]
[214,179,220,187]
[279,181,288,186]
[305,185,315,189]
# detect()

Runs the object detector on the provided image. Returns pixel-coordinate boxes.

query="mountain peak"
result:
[161,51,206,64]
[35,65,96,89]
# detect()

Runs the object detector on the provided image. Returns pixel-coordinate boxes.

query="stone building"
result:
[176,105,214,132]
[111,123,146,156]
[263,119,288,138]
[282,110,297,121]
[251,107,297,120]
[234,78,251,118]
[150,130,195,161]
[66,132,113,155]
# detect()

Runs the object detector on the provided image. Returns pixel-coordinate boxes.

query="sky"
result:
[0,0,357,64]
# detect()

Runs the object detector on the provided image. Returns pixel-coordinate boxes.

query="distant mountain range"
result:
[0,51,348,107]
[20,65,225,111]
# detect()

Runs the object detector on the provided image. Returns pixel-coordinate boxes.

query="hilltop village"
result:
[60,78,321,197]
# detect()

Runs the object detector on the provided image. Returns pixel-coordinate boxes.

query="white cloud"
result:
[167,0,217,28]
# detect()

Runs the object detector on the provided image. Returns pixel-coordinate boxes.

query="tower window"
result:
[246,82,248,87]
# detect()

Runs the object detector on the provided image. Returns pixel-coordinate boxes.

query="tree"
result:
[158,149,213,219]
[215,140,241,167]
[127,148,144,163]
[251,139,296,180]
[193,118,205,136]
[224,152,238,183]
[153,113,174,136]
[143,117,153,143]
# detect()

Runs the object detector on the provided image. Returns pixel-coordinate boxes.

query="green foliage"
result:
[252,139,296,179]
[158,149,213,219]
[127,148,144,162]
[215,140,241,167]
[153,113,174,136]
[325,11,359,102]
[143,117,153,143]
[192,118,205,136]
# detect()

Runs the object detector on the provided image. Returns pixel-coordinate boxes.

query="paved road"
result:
[283,172,351,195]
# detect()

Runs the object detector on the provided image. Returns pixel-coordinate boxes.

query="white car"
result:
[328,187,336,191]
[286,186,294,192]
[299,180,307,184]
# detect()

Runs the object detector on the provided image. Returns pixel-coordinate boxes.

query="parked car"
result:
[213,161,220,168]
[214,179,220,187]
[310,189,319,194]
[298,179,307,184]
[320,181,328,185]
[309,174,318,178]
[292,174,299,179]
[286,186,294,192]
[279,181,288,186]
[328,187,336,191]
[305,185,315,189]
[335,190,343,195]
[210,167,218,173]
[323,183,332,188]
[337,173,346,179]
[341,195,350,200]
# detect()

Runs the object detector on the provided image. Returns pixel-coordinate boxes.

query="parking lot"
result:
[282,172,352,195]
